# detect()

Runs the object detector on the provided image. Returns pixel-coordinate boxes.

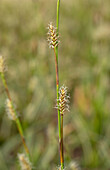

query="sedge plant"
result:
[0,56,31,166]
[47,0,70,169]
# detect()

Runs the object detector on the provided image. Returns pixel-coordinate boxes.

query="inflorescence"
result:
[6,99,17,121]
[0,56,5,73]
[47,22,59,49]
[18,153,32,170]
[57,85,70,115]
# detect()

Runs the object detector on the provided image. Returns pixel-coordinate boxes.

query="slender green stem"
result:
[61,114,64,169]
[55,0,60,61]
[56,0,61,138]
[55,0,65,169]
[56,0,60,33]
[0,72,30,159]
[54,48,61,141]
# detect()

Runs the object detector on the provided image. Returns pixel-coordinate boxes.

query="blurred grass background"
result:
[0,0,110,169]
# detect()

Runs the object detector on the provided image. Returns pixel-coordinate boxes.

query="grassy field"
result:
[0,0,110,169]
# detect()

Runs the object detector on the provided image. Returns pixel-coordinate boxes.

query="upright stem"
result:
[55,0,64,169]
[56,0,60,33]
[61,114,64,169]
[55,0,60,61]
[0,72,30,159]
[53,48,61,142]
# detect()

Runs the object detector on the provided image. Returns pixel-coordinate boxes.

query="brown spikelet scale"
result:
[47,22,59,49]
[57,85,70,115]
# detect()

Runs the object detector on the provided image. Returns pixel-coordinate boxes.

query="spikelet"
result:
[0,56,5,73]
[57,85,70,115]
[18,153,32,170]
[6,99,17,120]
[69,161,80,170]
[47,22,59,49]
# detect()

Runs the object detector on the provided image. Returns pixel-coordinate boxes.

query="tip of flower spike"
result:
[6,99,17,121]
[18,153,32,170]
[56,85,70,115]
[47,22,59,49]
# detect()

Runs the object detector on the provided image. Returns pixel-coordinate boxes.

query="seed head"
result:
[47,22,59,49]
[69,161,80,170]
[18,153,32,170]
[57,85,70,115]
[6,99,17,120]
[0,56,5,73]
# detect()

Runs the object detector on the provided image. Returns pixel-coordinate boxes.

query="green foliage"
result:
[0,0,110,169]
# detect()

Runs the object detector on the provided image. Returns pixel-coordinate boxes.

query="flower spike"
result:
[18,153,32,170]
[0,56,5,73]
[57,85,70,115]
[47,22,59,49]
[6,99,17,121]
